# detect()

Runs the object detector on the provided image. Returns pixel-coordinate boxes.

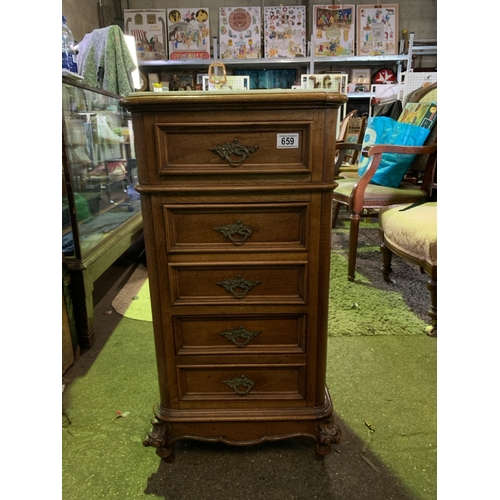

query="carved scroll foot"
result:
[315,417,341,458]
[143,418,174,462]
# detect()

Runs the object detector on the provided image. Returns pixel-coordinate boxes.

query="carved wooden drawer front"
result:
[163,203,308,252]
[168,262,307,305]
[173,313,307,355]
[176,364,306,404]
[155,122,311,174]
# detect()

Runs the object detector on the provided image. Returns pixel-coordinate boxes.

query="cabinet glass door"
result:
[62,81,140,257]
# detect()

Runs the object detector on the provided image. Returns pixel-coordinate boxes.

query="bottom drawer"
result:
[177,364,306,403]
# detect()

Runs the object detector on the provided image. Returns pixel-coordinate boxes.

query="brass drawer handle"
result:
[223,375,255,395]
[215,220,253,245]
[209,139,259,167]
[217,275,260,298]
[220,326,261,347]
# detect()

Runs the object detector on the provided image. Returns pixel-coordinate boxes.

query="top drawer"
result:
[154,121,312,175]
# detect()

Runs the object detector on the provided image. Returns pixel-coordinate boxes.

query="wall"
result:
[62,0,436,47]
[62,0,99,43]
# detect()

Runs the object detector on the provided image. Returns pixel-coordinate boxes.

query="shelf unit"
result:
[139,53,410,71]
[137,33,435,124]
[138,54,409,116]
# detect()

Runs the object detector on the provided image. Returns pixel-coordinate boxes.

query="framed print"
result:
[313,5,355,57]
[196,73,209,90]
[351,68,371,84]
[351,68,371,92]
[219,7,262,59]
[124,9,167,61]
[264,6,306,58]
[159,71,195,91]
[167,8,211,60]
[356,4,398,56]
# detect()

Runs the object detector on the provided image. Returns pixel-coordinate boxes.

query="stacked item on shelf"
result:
[125,6,435,96]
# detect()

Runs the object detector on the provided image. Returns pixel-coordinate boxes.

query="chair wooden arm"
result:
[350,143,437,213]
[333,142,362,177]
[362,143,437,157]
[337,109,358,142]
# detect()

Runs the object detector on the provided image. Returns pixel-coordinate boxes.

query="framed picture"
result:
[356,4,398,56]
[351,69,371,84]
[219,7,262,59]
[124,9,167,61]
[159,71,195,91]
[196,73,209,90]
[264,5,306,58]
[167,8,211,60]
[313,5,355,57]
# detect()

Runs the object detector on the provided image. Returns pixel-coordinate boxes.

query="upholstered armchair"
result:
[332,142,437,281]
[332,81,437,281]
[379,201,437,336]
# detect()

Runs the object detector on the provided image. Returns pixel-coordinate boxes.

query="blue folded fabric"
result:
[357,116,431,188]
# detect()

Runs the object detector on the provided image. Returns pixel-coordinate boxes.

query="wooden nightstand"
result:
[121,89,347,462]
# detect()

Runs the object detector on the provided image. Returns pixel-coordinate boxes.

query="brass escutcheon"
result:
[217,275,260,298]
[209,139,259,167]
[214,220,253,245]
[220,326,261,347]
[222,375,255,395]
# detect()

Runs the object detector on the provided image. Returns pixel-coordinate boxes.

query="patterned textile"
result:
[77,25,135,96]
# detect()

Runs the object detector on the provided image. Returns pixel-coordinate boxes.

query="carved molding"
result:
[315,417,342,457]
[143,418,174,461]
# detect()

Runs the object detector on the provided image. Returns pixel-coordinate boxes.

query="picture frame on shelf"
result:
[159,71,195,91]
[167,8,211,60]
[356,4,398,56]
[351,69,371,92]
[196,73,209,90]
[264,5,306,58]
[124,9,167,61]
[313,5,355,57]
[351,68,371,84]
[219,7,262,59]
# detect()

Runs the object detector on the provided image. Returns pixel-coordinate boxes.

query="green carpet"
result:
[328,253,428,336]
[63,213,436,498]
[62,318,436,499]
[326,335,437,498]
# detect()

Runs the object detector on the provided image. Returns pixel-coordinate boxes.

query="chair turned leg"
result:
[380,240,395,284]
[332,202,341,229]
[425,276,437,337]
[347,212,361,281]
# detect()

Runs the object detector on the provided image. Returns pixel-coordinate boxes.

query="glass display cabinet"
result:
[62,76,143,349]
